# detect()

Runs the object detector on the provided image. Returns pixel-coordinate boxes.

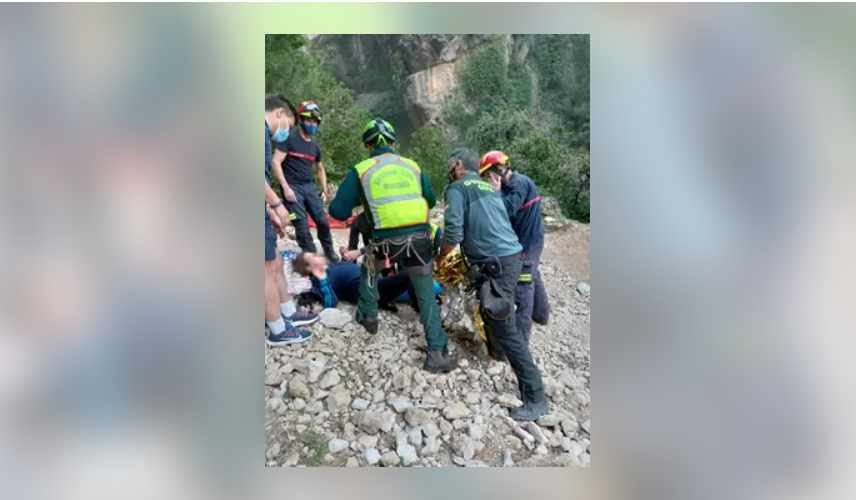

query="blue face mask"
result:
[272,126,290,143]
[301,122,318,136]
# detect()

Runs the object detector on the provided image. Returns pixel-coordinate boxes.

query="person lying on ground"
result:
[291,251,411,311]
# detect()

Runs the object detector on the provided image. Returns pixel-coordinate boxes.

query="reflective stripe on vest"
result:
[354,153,428,230]
[519,195,542,212]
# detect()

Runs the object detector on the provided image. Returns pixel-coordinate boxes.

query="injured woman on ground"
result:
[291,251,413,312]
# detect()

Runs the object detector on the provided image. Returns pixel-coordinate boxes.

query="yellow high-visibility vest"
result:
[354,153,428,230]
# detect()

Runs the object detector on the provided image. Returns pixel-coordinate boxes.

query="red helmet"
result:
[479,150,510,176]
[297,100,322,122]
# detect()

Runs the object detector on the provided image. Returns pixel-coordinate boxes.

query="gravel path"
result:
[265,222,590,467]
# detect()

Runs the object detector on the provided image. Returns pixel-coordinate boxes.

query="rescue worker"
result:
[273,100,339,262]
[480,151,550,343]
[438,147,547,421]
[329,118,457,373]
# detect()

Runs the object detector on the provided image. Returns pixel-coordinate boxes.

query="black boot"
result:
[424,349,458,373]
[509,397,548,422]
[357,316,378,335]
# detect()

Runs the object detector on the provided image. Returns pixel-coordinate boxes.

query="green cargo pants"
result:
[357,233,447,351]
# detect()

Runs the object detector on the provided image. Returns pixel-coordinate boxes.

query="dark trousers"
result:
[285,183,335,257]
[480,253,545,404]
[377,273,412,307]
[515,238,550,342]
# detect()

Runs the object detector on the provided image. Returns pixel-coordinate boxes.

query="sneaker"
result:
[285,308,319,327]
[266,321,313,346]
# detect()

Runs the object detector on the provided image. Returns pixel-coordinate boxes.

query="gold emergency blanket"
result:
[434,249,487,343]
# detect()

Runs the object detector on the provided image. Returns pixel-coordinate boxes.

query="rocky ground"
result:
[264,214,590,468]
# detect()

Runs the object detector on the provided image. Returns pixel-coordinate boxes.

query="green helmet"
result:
[362,118,397,146]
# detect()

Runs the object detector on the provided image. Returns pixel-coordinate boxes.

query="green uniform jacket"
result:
[442,171,523,260]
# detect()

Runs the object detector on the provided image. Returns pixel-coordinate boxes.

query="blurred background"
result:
[1,3,855,500]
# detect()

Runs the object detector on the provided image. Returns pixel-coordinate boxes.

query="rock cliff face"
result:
[403,61,460,126]
[312,35,531,131]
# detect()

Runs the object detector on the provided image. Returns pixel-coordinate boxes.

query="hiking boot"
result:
[284,308,319,327]
[266,321,313,347]
[423,349,458,373]
[509,399,548,422]
[357,316,379,335]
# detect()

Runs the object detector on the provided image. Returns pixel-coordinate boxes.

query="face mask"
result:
[273,126,289,143]
[301,122,318,136]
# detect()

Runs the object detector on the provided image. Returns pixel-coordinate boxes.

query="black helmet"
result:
[362,118,397,146]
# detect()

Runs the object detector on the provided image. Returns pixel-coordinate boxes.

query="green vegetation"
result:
[299,429,328,466]
[401,126,453,195]
[266,35,371,183]
[264,35,589,221]
[531,35,590,149]
[461,106,590,222]
[445,35,590,221]
[459,41,509,109]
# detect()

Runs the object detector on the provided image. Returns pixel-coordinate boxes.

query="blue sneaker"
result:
[285,308,319,327]
[266,321,313,346]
